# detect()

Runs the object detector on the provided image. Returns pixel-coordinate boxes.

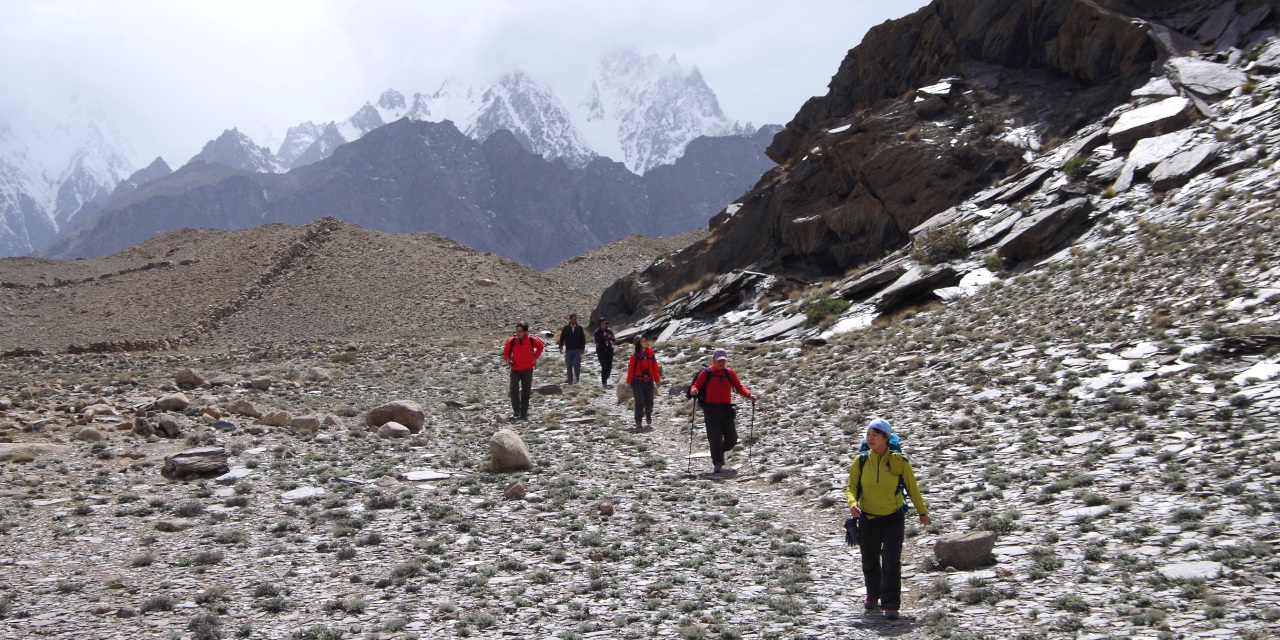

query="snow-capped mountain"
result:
[0,99,149,257]
[186,128,284,174]
[581,51,747,173]
[277,50,745,174]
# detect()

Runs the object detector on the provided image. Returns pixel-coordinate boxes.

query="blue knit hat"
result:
[868,418,893,436]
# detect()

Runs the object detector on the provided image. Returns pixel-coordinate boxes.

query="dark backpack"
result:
[854,433,910,514]
[685,366,712,407]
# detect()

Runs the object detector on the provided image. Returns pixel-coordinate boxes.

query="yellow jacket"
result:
[845,449,928,517]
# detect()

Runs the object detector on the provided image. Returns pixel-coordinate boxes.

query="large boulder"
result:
[154,392,190,412]
[489,429,533,472]
[934,531,997,570]
[162,447,230,480]
[365,400,425,433]
[173,368,205,389]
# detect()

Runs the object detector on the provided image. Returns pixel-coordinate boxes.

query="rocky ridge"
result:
[0,218,595,354]
[597,0,1278,324]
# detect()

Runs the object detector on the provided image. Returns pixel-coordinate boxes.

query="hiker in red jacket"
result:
[502,323,544,421]
[688,348,757,473]
[625,335,661,429]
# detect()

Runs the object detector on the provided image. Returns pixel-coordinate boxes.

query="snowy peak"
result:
[584,51,744,173]
[187,128,284,174]
[277,121,327,167]
[466,71,597,168]
[277,50,750,174]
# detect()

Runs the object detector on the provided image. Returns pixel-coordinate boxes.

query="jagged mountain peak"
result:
[187,128,283,174]
[277,51,751,174]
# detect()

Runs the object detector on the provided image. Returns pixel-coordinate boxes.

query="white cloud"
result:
[1,0,929,166]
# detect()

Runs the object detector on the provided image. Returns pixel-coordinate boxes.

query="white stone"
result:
[1157,561,1224,580]
[281,487,325,501]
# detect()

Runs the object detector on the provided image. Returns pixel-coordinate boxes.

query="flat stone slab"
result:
[1108,97,1196,150]
[403,469,451,481]
[1060,505,1111,519]
[32,498,71,507]
[1167,58,1247,96]
[1150,141,1223,190]
[1157,561,1224,580]
[214,467,252,485]
[281,487,325,501]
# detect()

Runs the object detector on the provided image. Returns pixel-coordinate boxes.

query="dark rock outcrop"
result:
[596,0,1252,324]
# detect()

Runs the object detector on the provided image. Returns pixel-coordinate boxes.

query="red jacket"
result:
[692,366,751,404]
[626,347,662,385]
[503,335,545,371]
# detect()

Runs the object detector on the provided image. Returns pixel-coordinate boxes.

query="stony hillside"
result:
[542,229,708,298]
[2,1,1279,639]
[0,218,594,354]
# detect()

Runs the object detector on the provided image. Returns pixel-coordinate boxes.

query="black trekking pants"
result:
[597,352,614,385]
[702,403,737,467]
[509,368,533,418]
[858,510,906,610]
[632,379,654,426]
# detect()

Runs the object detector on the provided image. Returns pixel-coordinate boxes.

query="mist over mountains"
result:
[1,50,762,262]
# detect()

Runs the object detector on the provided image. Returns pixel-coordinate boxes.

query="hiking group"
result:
[505,317,930,621]
[504,316,759,474]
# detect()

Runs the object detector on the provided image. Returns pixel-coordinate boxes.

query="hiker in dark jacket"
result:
[845,418,929,620]
[625,335,661,429]
[502,323,544,421]
[688,348,756,473]
[556,314,587,384]
[593,317,616,388]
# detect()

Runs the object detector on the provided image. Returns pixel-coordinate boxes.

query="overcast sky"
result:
[1,0,932,166]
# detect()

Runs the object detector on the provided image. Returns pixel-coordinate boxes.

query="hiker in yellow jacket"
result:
[846,418,930,620]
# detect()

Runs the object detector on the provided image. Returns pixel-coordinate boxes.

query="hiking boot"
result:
[713,464,723,473]
[864,598,878,611]
[883,609,899,620]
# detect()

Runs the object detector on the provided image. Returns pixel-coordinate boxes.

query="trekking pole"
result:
[747,398,756,474]
[687,403,696,476]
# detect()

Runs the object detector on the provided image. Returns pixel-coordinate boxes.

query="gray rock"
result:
[1108,97,1197,150]
[260,411,291,427]
[365,400,425,433]
[1167,58,1247,97]
[616,381,633,405]
[155,414,183,438]
[302,367,332,382]
[288,415,320,432]
[534,384,563,395]
[226,399,262,419]
[489,428,533,472]
[249,376,273,391]
[1150,141,1224,190]
[867,265,962,311]
[210,419,237,432]
[215,466,252,485]
[1256,39,1280,72]
[154,392,190,412]
[1131,76,1177,99]
[281,487,325,501]
[1194,0,1237,44]
[934,531,998,570]
[1157,560,1224,580]
[74,427,104,442]
[504,480,527,501]
[377,422,411,439]
[995,198,1094,263]
[132,417,155,437]
[173,368,204,389]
